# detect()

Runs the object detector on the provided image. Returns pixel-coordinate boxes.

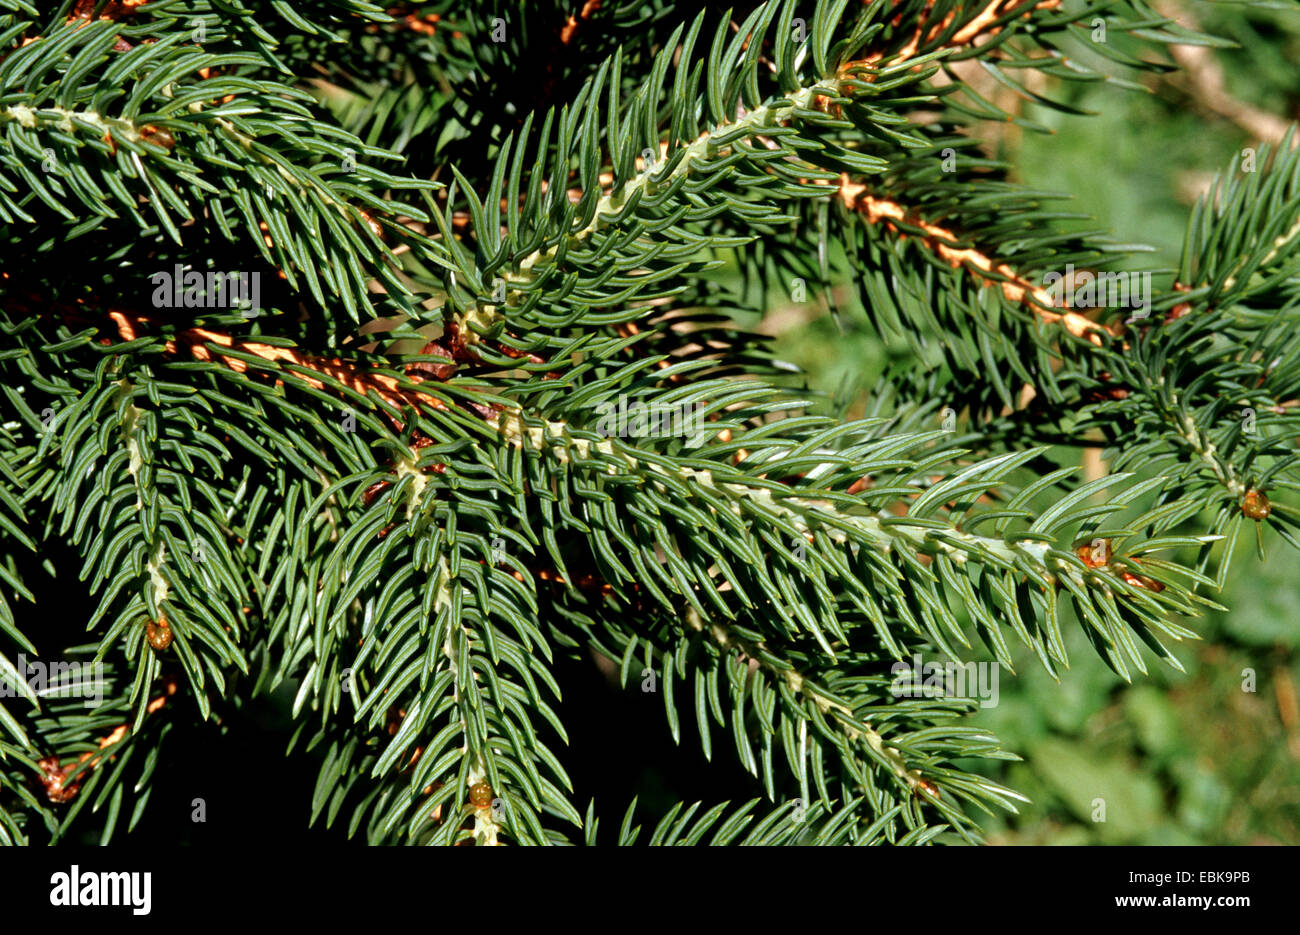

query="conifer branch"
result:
[2,0,1295,847]
[835,173,1121,344]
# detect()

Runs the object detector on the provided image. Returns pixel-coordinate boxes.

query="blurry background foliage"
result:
[754,0,1300,845]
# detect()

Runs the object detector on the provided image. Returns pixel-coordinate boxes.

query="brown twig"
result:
[37,675,179,805]
[836,175,1121,345]
[69,0,147,23]
[560,1,603,46]
[1154,0,1293,147]
[107,308,453,415]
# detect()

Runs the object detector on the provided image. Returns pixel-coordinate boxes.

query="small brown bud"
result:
[139,124,175,150]
[469,782,494,809]
[1242,488,1271,521]
[916,778,941,800]
[146,616,172,651]
[38,756,80,804]
[1120,571,1165,593]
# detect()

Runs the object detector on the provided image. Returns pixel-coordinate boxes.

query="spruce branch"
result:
[1,0,1295,847]
[835,172,1121,344]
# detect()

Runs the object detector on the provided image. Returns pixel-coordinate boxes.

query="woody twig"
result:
[37,675,179,805]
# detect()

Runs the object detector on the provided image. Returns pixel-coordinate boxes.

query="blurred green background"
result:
[759,1,1300,845]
